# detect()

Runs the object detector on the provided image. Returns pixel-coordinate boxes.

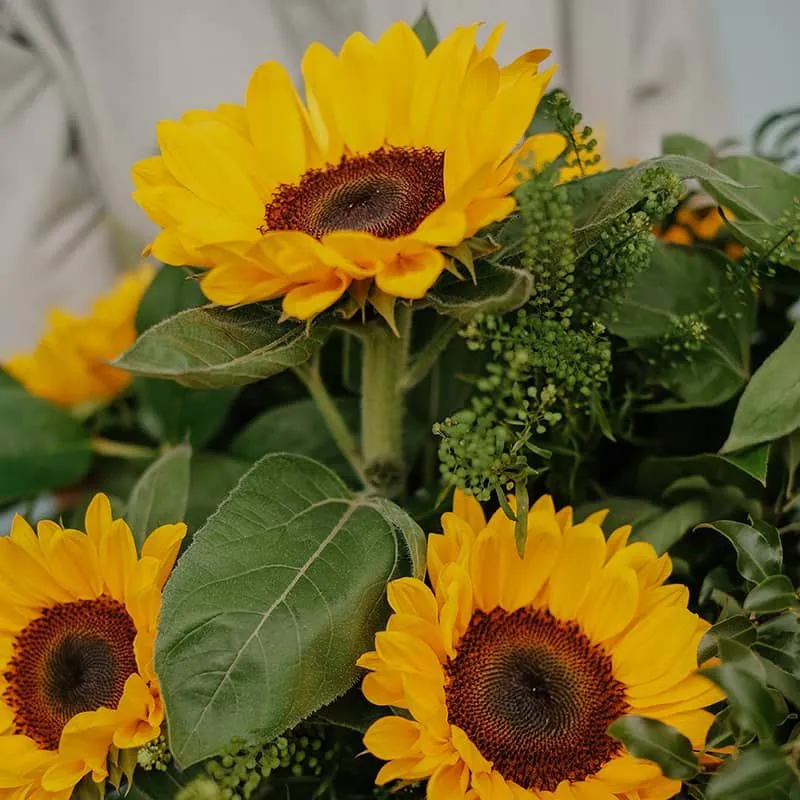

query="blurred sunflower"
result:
[0,494,186,799]
[4,265,154,408]
[359,492,723,800]
[657,202,744,260]
[132,23,563,320]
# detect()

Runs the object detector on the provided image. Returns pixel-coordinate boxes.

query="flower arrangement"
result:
[1,16,799,800]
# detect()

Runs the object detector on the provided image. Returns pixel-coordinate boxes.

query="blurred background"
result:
[1,0,798,358]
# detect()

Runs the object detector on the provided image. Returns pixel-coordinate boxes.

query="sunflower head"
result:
[358,492,723,799]
[132,23,564,321]
[0,494,186,799]
[4,265,154,408]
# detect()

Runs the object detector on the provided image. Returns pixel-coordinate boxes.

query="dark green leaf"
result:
[700,155,800,223]
[607,716,698,780]
[135,379,238,448]
[426,262,532,321]
[313,687,385,733]
[726,218,800,268]
[121,763,204,800]
[662,133,714,163]
[135,265,206,334]
[126,444,191,548]
[716,639,767,680]
[698,520,782,583]
[722,325,800,453]
[184,454,250,533]
[156,454,426,766]
[699,616,758,663]
[412,9,438,53]
[116,304,330,389]
[758,657,800,708]
[744,575,798,614]
[633,498,713,554]
[723,444,771,487]
[576,497,664,532]
[611,245,754,409]
[573,155,744,254]
[705,745,794,800]
[231,398,361,485]
[0,377,92,503]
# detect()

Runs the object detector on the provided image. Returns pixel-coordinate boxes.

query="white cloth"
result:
[0,0,731,356]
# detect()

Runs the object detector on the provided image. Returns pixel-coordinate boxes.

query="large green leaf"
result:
[705,745,794,800]
[631,498,715,554]
[156,454,426,766]
[230,398,361,485]
[0,376,92,503]
[744,575,798,614]
[722,325,800,452]
[116,304,330,389]
[135,265,206,334]
[699,520,782,583]
[699,616,758,663]
[126,444,191,548]
[425,262,532,321]
[184,454,250,533]
[607,716,698,780]
[611,244,754,408]
[572,154,744,254]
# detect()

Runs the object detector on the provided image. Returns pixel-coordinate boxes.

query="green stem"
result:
[292,362,367,486]
[399,316,461,390]
[361,306,412,497]
[91,437,158,460]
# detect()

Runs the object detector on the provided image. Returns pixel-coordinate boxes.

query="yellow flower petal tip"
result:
[3,265,154,407]
[359,493,719,798]
[132,23,557,320]
[0,494,186,798]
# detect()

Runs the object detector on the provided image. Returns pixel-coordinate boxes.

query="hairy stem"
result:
[91,437,158,460]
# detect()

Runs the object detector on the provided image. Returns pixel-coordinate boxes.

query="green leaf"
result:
[576,497,664,533]
[632,498,713,554]
[705,663,784,742]
[412,9,438,53]
[723,445,771,487]
[611,244,754,408]
[698,520,782,583]
[135,379,238,448]
[126,444,191,548]
[0,376,92,503]
[705,745,794,800]
[722,325,800,452]
[313,687,385,733]
[116,304,330,389]
[120,764,204,800]
[156,454,426,766]
[426,262,532,321]
[184,454,250,533]
[231,398,361,485]
[573,154,744,254]
[744,575,798,614]
[699,616,758,663]
[136,265,206,334]
[662,133,714,163]
[700,155,800,223]
[607,716,698,780]
[726,218,800,268]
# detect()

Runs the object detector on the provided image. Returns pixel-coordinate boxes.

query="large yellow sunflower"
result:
[132,23,563,320]
[358,492,723,800]
[4,265,154,408]
[0,494,186,799]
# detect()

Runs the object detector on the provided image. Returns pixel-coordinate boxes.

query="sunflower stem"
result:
[361,305,412,498]
[90,437,158,460]
[292,361,367,487]
[399,316,461,391]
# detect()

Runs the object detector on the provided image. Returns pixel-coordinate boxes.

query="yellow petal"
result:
[593,755,661,792]
[427,513,475,592]
[387,614,445,661]
[375,248,445,299]
[201,264,289,306]
[546,522,606,621]
[453,490,486,533]
[131,155,178,190]
[429,761,470,800]
[141,522,187,589]
[605,525,632,559]
[387,578,438,623]
[301,43,344,162]
[629,672,725,716]
[451,725,492,776]
[246,61,310,185]
[364,716,422,760]
[579,563,639,642]
[281,272,349,319]
[362,671,405,707]
[374,631,443,678]
[375,756,427,785]
[437,563,474,657]
[97,519,139,600]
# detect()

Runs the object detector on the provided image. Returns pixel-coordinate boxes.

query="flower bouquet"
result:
[1,15,799,800]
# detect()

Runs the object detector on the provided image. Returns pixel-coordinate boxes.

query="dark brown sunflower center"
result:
[261,147,445,239]
[3,597,138,750]
[445,607,628,791]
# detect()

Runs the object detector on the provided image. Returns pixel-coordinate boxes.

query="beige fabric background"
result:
[0,0,730,356]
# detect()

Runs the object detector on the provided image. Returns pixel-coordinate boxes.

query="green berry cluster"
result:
[546,90,602,177]
[177,727,333,800]
[137,734,172,772]
[435,312,610,499]
[643,313,710,373]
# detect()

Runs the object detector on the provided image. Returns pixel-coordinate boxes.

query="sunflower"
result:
[0,494,186,799]
[4,265,154,408]
[132,23,563,320]
[358,492,723,799]
[656,202,744,260]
